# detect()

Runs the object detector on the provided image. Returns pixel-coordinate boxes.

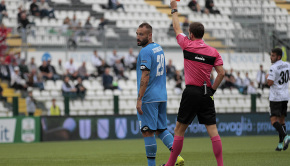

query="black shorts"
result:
[177,85,216,125]
[269,101,288,117]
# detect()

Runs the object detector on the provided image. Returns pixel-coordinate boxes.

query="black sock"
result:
[279,133,283,143]
[273,122,286,140]
[282,123,286,133]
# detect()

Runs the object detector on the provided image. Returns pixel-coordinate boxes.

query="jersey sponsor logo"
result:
[195,56,205,61]
[183,50,216,65]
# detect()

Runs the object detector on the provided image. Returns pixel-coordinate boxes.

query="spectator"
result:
[61,16,71,35]
[39,60,54,80]
[27,68,44,90]
[235,71,244,93]
[114,59,127,79]
[256,64,266,90]
[0,83,6,101]
[47,59,60,80]
[102,67,118,90]
[91,50,103,75]
[98,60,109,77]
[18,12,35,40]
[38,0,55,18]
[109,50,125,76]
[0,23,7,55]
[62,76,77,98]
[168,22,175,36]
[188,0,201,12]
[108,0,125,12]
[67,15,79,49]
[8,59,18,77]
[0,56,10,80]
[19,59,29,80]
[78,62,89,80]
[11,66,27,90]
[98,17,108,31]
[65,58,78,80]
[70,16,84,43]
[28,57,37,72]
[124,48,137,70]
[55,59,65,76]
[75,77,86,100]
[19,12,30,29]
[166,59,176,80]
[26,91,36,116]
[30,0,40,16]
[205,0,220,14]
[4,53,15,65]
[84,16,97,42]
[15,52,21,65]
[0,0,8,23]
[243,72,251,87]
[247,81,257,95]
[70,14,79,30]
[17,6,25,23]
[49,98,60,116]
[174,70,183,95]
[221,69,235,89]
[182,17,190,33]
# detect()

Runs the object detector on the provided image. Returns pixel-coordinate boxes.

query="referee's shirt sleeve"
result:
[267,66,275,81]
[139,49,152,71]
[214,50,223,67]
[176,33,189,50]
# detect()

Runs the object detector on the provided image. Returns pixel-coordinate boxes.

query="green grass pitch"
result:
[0,136,289,166]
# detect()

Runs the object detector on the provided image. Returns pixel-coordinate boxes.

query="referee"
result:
[163,1,225,166]
[266,48,290,151]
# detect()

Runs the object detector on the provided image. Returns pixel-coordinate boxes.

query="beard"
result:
[137,38,149,47]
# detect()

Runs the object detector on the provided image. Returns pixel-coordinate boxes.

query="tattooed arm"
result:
[136,70,150,115]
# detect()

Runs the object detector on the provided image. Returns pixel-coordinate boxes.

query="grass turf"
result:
[0,136,289,166]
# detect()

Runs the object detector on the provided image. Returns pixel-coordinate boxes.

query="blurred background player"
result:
[136,23,184,166]
[162,0,225,166]
[266,48,290,151]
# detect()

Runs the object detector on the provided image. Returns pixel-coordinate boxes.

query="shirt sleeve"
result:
[214,51,223,67]
[139,49,152,70]
[176,33,190,50]
[267,66,275,81]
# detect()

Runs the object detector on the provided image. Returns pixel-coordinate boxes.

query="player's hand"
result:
[170,0,177,9]
[136,100,143,115]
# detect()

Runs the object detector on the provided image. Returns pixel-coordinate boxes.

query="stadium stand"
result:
[0,0,290,117]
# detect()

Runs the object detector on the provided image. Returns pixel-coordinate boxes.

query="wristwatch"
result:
[171,9,178,14]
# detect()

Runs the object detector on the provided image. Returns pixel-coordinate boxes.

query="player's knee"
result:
[141,126,154,137]
[155,129,166,136]
[270,116,278,125]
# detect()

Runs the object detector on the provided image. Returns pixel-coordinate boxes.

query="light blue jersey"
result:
[136,43,167,103]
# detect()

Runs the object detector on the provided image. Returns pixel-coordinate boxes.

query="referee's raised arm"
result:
[170,0,183,36]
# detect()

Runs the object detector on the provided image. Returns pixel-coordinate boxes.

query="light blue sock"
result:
[158,130,174,150]
[144,136,157,166]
